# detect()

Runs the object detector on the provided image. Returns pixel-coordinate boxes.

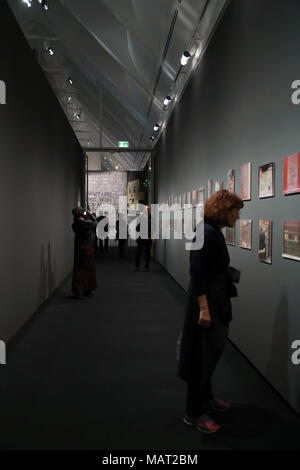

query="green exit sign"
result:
[118,141,129,148]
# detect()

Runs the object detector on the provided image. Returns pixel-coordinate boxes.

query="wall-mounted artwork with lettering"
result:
[192,189,197,207]
[241,162,251,200]
[215,181,223,192]
[259,219,272,264]
[259,163,275,198]
[283,153,300,195]
[227,169,235,193]
[282,220,300,261]
[239,219,252,249]
[186,192,192,207]
[225,227,235,246]
[197,187,205,205]
[207,179,213,198]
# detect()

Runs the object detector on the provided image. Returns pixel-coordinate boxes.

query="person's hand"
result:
[198,307,211,328]
[87,210,92,215]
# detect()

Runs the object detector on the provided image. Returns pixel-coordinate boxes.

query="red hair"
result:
[204,190,243,225]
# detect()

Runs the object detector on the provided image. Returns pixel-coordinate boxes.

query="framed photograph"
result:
[259,220,272,264]
[227,169,235,193]
[177,194,182,208]
[239,219,252,249]
[258,163,275,198]
[283,153,300,195]
[208,179,213,198]
[197,187,205,205]
[182,193,186,206]
[282,220,300,261]
[192,189,197,207]
[241,162,251,201]
[225,227,235,246]
[215,181,223,192]
[174,195,178,205]
[186,191,192,207]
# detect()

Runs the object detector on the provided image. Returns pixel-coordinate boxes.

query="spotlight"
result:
[39,0,48,10]
[74,112,81,120]
[180,51,191,66]
[22,0,32,7]
[115,166,119,170]
[153,123,160,132]
[150,135,155,141]
[163,96,172,106]
[67,77,73,85]
[47,47,54,56]
[67,96,72,102]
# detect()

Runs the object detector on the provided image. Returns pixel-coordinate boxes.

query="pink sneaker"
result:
[208,399,231,412]
[183,414,221,434]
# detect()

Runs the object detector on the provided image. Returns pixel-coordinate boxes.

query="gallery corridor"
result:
[0,248,299,450]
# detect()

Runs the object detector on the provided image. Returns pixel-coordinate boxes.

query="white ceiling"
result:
[8,0,229,170]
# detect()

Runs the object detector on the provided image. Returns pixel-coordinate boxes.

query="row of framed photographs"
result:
[161,151,300,209]
[225,219,300,264]
[241,152,300,200]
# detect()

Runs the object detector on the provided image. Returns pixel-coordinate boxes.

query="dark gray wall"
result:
[155,0,300,413]
[0,1,83,342]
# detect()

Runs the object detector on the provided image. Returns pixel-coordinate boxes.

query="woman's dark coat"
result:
[177,218,238,382]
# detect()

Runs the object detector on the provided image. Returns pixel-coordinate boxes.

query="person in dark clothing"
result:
[72,207,97,298]
[116,216,127,259]
[96,214,109,255]
[178,190,243,433]
[134,206,153,271]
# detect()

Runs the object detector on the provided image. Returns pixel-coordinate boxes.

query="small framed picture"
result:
[258,163,275,198]
[225,227,235,246]
[239,219,252,249]
[186,192,192,207]
[282,220,300,261]
[182,193,186,206]
[174,195,178,205]
[192,189,197,207]
[197,187,205,205]
[241,162,251,201]
[207,179,213,198]
[259,219,272,264]
[215,181,223,192]
[177,194,182,208]
[227,169,235,193]
[283,153,300,195]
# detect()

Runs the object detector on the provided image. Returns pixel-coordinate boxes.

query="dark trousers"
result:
[135,240,152,268]
[185,314,228,417]
[118,240,126,258]
[99,238,108,254]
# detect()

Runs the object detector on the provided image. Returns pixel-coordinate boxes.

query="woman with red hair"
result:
[178,190,243,433]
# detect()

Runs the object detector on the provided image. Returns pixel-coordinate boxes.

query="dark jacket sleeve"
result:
[189,228,217,296]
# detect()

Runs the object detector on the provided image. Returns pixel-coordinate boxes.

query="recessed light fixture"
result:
[67,77,73,85]
[163,96,172,106]
[153,123,160,132]
[150,135,155,141]
[180,51,191,66]
[47,47,54,56]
